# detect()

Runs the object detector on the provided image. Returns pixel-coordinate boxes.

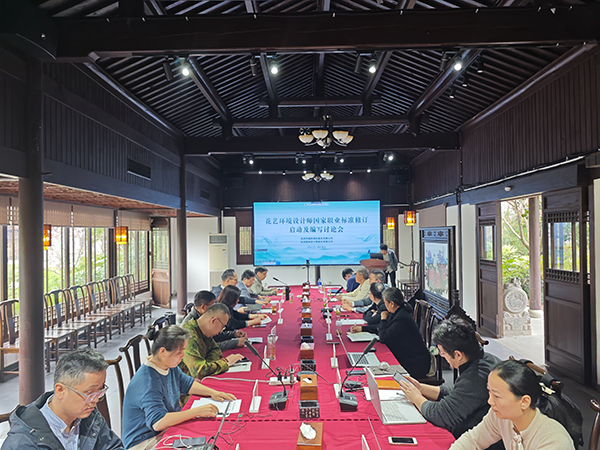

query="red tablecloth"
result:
[162,286,455,450]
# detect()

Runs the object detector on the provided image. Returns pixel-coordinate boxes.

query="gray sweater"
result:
[421,351,501,438]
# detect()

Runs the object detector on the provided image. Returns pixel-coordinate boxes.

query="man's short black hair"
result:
[255,267,268,274]
[194,290,216,308]
[380,244,388,251]
[342,268,354,278]
[371,269,385,282]
[241,269,256,280]
[432,316,481,361]
[221,269,236,282]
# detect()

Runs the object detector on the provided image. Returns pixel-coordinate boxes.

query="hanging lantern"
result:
[115,226,129,245]
[386,217,395,230]
[43,224,52,250]
[404,210,416,226]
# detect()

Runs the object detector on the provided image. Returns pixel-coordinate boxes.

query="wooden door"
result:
[151,225,171,308]
[543,187,590,384]
[477,202,503,337]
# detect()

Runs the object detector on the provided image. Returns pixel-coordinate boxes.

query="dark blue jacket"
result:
[2,392,123,450]
[346,274,359,292]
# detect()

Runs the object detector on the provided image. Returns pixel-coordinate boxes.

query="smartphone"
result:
[173,437,207,448]
[388,437,417,445]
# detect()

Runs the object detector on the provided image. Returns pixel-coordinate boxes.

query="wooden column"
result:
[529,196,542,313]
[177,150,188,312]
[18,59,45,404]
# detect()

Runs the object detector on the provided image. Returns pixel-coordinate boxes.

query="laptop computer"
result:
[366,368,426,425]
[338,330,381,367]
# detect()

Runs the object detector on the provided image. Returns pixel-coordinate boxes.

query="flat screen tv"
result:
[253,200,381,266]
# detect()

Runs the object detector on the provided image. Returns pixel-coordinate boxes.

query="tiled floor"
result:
[1,302,597,447]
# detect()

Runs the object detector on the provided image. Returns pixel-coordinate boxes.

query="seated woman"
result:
[122,325,235,449]
[377,287,431,379]
[217,285,267,331]
[450,360,575,450]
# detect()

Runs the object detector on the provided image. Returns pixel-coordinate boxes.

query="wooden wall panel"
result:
[412,152,461,202]
[0,70,26,153]
[222,172,408,208]
[463,53,600,187]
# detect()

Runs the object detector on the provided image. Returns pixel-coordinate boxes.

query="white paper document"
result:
[247,337,263,344]
[347,332,379,342]
[227,361,252,373]
[191,398,242,416]
[337,319,366,326]
[261,316,273,325]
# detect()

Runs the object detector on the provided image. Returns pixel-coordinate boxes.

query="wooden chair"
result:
[182,302,194,316]
[43,293,77,369]
[97,356,125,429]
[413,300,433,344]
[99,279,125,336]
[452,331,490,382]
[66,285,109,348]
[419,311,445,386]
[119,334,150,380]
[508,356,564,397]
[0,300,20,382]
[590,399,600,450]
[125,273,152,320]
[0,405,18,424]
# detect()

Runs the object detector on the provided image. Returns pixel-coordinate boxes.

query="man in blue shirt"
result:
[342,268,359,292]
[3,348,123,450]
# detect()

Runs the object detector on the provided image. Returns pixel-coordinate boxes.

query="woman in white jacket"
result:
[450,359,575,450]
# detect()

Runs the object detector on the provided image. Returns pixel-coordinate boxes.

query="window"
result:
[548,221,579,272]
[7,225,18,299]
[45,227,65,292]
[71,227,89,286]
[480,225,495,261]
[91,228,108,281]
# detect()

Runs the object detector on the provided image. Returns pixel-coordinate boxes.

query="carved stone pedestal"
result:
[503,279,531,337]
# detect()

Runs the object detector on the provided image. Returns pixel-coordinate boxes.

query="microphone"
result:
[272,277,290,301]
[338,337,378,412]
[244,340,288,410]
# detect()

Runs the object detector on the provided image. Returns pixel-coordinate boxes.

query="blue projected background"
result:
[253,201,380,266]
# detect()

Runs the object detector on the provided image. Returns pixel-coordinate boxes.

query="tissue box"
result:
[300,323,313,336]
[297,422,323,450]
[300,374,318,400]
[300,343,315,360]
[301,307,312,318]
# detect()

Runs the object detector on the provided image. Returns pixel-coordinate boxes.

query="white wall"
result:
[460,205,478,319]
[186,217,219,292]
[398,213,418,280]
[170,217,178,296]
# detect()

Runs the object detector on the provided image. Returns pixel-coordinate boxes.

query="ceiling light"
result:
[368,56,377,74]
[181,63,190,77]
[298,116,353,150]
[349,170,353,175]
[477,57,484,74]
[243,154,255,165]
[439,52,449,71]
[249,158,254,165]
[269,56,279,75]
[453,58,463,71]
[367,167,371,173]
[302,158,307,164]
[303,169,307,174]
[259,170,263,175]
[334,152,344,164]
[282,170,286,176]
[162,59,174,82]
[354,54,364,74]
[249,55,260,77]
[339,157,345,163]
[449,84,456,99]
[384,152,394,162]
[462,72,469,87]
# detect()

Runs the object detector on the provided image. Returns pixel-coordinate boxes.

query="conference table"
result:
[160,286,455,450]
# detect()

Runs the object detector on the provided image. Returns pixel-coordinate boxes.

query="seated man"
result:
[182,290,247,351]
[369,268,387,285]
[338,267,370,307]
[250,266,277,296]
[237,270,270,305]
[180,303,244,379]
[3,348,123,450]
[212,269,255,305]
[398,316,502,439]
[348,282,387,333]
[342,268,359,292]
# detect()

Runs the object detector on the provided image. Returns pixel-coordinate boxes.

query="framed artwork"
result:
[420,226,456,316]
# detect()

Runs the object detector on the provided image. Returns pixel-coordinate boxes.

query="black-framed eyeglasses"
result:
[63,383,109,404]
[215,316,227,331]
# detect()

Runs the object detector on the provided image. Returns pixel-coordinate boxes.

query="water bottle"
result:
[318,277,323,293]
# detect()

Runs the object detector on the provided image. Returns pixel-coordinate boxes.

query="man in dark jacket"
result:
[398,316,502,440]
[2,348,123,450]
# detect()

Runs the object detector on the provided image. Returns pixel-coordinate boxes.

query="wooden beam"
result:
[219,115,410,129]
[258,96,383,107]
[185,133,459,154]
[55,6,600,59]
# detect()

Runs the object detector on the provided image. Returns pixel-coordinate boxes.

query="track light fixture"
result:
[453,58,463,71]
[354,54,364,74]
[439,52,449,71]
[259,170,263,175]
[384,152,394,162]
[477,57,484,74]
[334,152,345,164]
[249,55,260,77]
[181,61,190,77]
[368,55,377,74]
[367,167,372,173]
[243,154,255,165]
[461,72,469,87]
[349,170,353,175]
[295,153,307,165]
[268,55,279,75]
[162,58,174,82]
[449,84,456,99]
